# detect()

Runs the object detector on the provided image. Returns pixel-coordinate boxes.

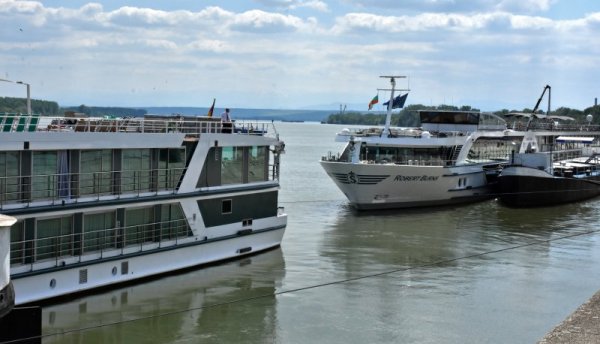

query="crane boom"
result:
[532,85,551,114]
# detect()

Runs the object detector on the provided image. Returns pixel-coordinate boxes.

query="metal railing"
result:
[0,167,187,207]
[10,218,191,270]
[32,116,279,138]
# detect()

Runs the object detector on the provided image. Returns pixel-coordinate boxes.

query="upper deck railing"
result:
[506,121,600,132]
[0,113,279,138]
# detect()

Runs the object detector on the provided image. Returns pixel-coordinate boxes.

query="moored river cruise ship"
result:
[321,76,524,210]
[0,113,287,305]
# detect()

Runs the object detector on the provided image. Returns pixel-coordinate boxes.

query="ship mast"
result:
[379,75,408,137]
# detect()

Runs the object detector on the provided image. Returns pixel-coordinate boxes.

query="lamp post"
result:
[0,78,31,115]
[16,81,31,115]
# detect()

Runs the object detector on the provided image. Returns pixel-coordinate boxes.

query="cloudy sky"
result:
[1,0,599,111]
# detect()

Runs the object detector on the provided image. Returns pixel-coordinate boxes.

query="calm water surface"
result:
[41,122,600,343]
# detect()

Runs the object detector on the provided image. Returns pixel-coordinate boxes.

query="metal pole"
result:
[16,81,31,115]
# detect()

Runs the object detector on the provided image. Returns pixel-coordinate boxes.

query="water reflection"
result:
[42,248,286,343]
[310,198,600,343]
[324,199,600,273]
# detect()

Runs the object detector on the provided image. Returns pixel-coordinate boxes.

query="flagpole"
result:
[381,76,401,136]
[379,75,408,136]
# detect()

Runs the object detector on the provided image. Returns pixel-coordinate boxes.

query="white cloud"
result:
[254,0,329,12]
[344,0,557,13]
[230,10,306,32]
[496,0,555,12]
[0,0,599,109]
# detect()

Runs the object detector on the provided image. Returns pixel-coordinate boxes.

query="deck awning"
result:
[556,136,594,143]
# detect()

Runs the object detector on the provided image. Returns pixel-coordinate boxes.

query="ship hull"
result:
[498,174,600,207]
[320,161,494,210]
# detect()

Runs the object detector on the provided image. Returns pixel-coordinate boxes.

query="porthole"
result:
[50,279,56,289]
[112,266,118,276]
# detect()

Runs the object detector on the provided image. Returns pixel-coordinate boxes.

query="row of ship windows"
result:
[10,203,191,266]
[0,146,270,205]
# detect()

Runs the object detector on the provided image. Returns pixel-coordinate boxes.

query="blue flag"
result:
[383,93,408,109]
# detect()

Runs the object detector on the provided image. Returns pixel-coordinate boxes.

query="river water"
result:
[41,122,600,343]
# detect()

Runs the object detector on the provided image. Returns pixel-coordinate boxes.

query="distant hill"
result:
[144,107,333,122]
[62,105,147,117]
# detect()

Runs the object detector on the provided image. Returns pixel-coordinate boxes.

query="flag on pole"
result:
[207,98,216,117]
[368,95,379,110]
[383,93,408,109]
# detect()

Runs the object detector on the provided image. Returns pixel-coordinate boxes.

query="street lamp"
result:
[0,78,31,115]
[16,81,31,115]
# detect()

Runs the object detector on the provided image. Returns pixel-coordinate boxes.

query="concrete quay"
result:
[539,290,600,343]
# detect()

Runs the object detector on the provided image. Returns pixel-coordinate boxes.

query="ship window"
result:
[32,151,58,200]
[36,215,74,261]
[83,211,117,253]
[80,149,113,196]
[125,207,155,246]
[221,147,243,185]
[160,203,191,240]
[0,151,21,203]
[9,221,25,265]
[222,199,232,214]
[248,146,267,182]
[122,149,152,193]
[197,147,221,188]
[158,148,186,190]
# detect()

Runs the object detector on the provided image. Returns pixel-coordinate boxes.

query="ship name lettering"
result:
[393,175,439,182]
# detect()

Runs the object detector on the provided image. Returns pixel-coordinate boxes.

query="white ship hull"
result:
[321,161,490,209]
[13,219,285,305]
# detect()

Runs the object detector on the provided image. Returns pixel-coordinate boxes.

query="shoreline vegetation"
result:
[2,96,600,125]
[324,104,600,126]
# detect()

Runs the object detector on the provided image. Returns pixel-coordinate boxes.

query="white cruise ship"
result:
[321,76,524,210]
[0,113,287,305]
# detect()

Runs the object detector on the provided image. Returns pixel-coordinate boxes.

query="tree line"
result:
[62,105,147,117]
[0,97,147,117]
[325,104,600,126]
[0,97,60,115]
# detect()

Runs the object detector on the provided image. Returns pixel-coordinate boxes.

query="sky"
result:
[1,0,600,111]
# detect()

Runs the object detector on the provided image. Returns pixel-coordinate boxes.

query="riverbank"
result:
[539,289,600,343]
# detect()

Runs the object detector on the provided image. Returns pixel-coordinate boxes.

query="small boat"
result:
[0,112,287,305]
[320,75,524,210]
[497,85,600,207]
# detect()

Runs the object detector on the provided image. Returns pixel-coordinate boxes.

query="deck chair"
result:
[15,116,27,132]
[27,114,40,132]
[2,113,15,132]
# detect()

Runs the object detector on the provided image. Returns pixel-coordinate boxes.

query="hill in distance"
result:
[143,107,333,122]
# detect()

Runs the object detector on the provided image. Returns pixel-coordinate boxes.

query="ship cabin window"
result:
[125,206,155,246]
[198,146,270,188]
[158,148,186,190]
[0,151,21,203]
[10,221,25,265]
[125,204,191,244]
[221,147,244,184]
[83,211,117,253]
[36,215,74,261]
[360,146,450,166]
[32,151,59,200]
[80,149,113,196]
[467,138,521,162]
[122,149,152,193]
[222,199,232,214]
[248,146,267,182]
[160,203,191,240]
